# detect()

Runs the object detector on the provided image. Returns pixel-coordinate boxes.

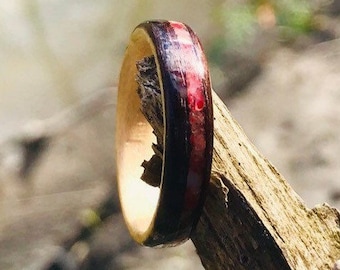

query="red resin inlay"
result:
[168,21,208,210]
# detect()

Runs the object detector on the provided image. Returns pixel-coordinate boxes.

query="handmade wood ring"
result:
[116,20,213,246]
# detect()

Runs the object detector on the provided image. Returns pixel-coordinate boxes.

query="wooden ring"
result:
[116,20,213,246]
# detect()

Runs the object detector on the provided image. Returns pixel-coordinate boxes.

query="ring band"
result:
[116,20,213,246]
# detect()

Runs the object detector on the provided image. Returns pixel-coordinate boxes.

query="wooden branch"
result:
[137,67,340,269]
[191,91,340,269]
[135,56,163,187]
[0,87,115,178]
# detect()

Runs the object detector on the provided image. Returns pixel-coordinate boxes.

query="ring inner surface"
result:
[116,28,161,242]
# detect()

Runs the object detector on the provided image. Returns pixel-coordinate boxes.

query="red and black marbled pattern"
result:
[138,21,213,246]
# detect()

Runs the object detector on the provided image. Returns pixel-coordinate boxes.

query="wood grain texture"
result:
[191,91,340,269]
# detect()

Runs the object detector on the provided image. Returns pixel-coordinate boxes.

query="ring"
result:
[116,20,213,246]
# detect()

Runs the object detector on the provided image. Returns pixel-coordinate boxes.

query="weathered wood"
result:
[191,91,340,269]
[136,56,163,187]
[137,74,340,269]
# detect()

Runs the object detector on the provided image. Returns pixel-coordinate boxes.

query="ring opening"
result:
[116,28,161,242]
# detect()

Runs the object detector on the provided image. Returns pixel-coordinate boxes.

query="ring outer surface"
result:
[118,20,213,247]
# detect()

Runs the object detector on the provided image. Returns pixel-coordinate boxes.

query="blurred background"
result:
[0,0,340,269]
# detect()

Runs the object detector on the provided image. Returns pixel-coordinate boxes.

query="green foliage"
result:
[208,0,315,64]
[208,36,228,67]
[275,0,314,34]
[220,4,257,47]
[80,208,101,229]
[208,2,257,65]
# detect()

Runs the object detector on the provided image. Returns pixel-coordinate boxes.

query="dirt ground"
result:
[0,1,340,269]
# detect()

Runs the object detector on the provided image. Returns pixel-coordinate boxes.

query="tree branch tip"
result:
[311,203,340,223]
